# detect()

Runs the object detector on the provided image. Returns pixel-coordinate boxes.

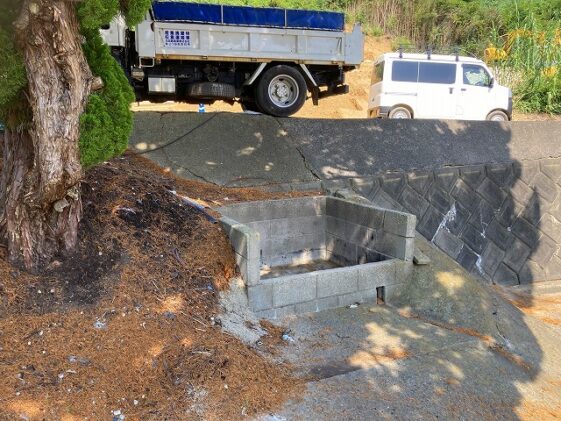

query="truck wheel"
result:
[486,110,508,122]
[388,106,412,119]
[256,65,307,117]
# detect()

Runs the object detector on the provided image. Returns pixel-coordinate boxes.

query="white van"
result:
[368,52,512,121]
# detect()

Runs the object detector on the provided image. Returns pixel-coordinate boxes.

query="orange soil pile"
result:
[0,153,306,420]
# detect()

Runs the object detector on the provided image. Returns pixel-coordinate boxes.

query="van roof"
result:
[377,52,483,64]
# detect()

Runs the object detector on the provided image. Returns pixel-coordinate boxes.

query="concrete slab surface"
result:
[129,112,317,187]
[131,112,561,185]
[253,237,561,420]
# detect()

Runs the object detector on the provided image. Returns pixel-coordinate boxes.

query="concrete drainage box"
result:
[217,196,415,319]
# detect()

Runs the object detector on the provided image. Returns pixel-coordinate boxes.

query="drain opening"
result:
[376,286,385,305]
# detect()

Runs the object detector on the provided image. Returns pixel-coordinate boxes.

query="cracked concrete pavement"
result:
[129,112,318,187]
[130,112,561,187]
[255,237,561,420]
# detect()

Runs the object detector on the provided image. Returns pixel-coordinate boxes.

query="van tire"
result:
[486,110,509,122]
[389,106,412,119]
[256,65,307,117]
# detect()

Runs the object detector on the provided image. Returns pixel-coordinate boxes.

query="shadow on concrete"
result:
[129,112,318,187]
[271,235,560,419]
[268,119,561,419]
[130,111,561,418]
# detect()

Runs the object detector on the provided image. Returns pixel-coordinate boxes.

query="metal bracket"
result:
[299,64,318,87]
[243,62,268,86]
[312,87,319,106]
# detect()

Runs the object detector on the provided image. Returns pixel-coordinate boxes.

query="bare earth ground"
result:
[0,153,314,420]
[131,35,561,122]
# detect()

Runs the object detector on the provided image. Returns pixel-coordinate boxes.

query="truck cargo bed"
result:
[152,1,344,31]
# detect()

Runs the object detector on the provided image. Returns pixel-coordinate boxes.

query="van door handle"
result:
[461,88,467,91]
[449,87,454,94]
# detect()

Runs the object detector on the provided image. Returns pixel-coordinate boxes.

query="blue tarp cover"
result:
[152,1,344,31]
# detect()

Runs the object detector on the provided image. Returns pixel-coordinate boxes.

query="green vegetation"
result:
[77,0,152,167]
[0,0,151,167]
[189,0,561,113]
[0,1,27,126]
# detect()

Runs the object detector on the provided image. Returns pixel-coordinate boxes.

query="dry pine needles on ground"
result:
[0,153,309,420]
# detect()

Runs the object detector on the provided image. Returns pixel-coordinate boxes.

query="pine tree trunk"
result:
[0,0,93,271]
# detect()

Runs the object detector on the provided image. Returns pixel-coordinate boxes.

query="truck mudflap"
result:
[319,84,349,99]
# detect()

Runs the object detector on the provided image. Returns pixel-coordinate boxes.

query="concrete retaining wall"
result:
[131,112,561,285]
[328,158,561,285]
[217,196,415,318]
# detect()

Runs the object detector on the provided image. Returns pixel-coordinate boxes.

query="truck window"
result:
[462,64,491,87]
[418,62,456,84]
[391,61,419,82]
[372,62,384,84]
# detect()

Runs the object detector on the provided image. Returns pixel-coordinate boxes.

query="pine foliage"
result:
[0,0,151,167]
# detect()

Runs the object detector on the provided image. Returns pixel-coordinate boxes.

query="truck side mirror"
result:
[100,24,110,30]
[489,77,495,88]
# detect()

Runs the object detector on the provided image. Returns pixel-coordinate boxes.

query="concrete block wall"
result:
[218,197,326,269]
[220,216,260,286]
[331,158,561,286]
[217,196,416,318]
[325,197,416,265]
[252,260,409,319]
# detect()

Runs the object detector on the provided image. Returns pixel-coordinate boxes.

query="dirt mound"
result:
[0,153,305,420]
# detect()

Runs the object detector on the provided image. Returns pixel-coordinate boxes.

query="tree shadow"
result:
[260,118,561,419]
[129,112,560,418]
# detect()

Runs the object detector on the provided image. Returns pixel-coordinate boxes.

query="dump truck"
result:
[100,1,363,117]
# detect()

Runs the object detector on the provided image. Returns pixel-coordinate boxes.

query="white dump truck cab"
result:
[368,52,512,121]
[100,1,363,117]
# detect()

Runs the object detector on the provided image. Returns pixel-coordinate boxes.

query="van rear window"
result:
[419,62,456,84]
[391,61,418,82]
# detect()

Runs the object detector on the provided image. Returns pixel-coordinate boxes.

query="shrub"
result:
[76,0,152,167]
[79,29,135,167]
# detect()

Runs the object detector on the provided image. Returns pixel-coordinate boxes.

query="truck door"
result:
[416,62,458,119]
[457,64,494,120]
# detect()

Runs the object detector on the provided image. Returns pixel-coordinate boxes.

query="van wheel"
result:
[389,107,412,119]
[486,110,508,122]
[256,65,307,117]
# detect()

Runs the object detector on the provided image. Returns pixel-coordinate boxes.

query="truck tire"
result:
[255,65,307,117]
[486,110,509,122]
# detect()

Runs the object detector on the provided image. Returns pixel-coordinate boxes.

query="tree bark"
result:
[0,0,93,271]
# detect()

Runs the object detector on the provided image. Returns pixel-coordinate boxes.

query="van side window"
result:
[372,62,384,84]
[391,61,419,82]
[463,64,491,86]
[418,62,456,84]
